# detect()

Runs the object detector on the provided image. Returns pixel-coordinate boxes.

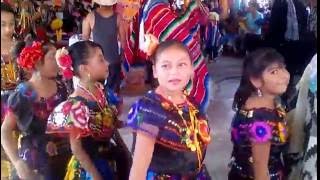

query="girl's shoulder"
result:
[46,97,91,137]
[126,91,172,137]
[245,96,274,109]
[240,96,286,119]
[5,82,37,132]
[8,82,37,105]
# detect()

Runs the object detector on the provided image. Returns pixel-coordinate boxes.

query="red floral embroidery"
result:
[62,101,73,115]
[69,101,89,129]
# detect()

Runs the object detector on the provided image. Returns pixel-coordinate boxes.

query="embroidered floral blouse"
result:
[127,91,211,174]
[229,104,289,178]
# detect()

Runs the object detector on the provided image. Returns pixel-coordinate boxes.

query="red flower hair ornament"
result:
[56,47,74,80]
[18,41,44,70]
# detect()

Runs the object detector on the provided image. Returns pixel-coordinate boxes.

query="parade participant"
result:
[47,41,131,180]
[128,40,212,179]
[286,54,317,180]
[1,2,18,91]
[1,39,28,180]
[229,48,290,180]
[123,0,212,112]
[204,11,221,62]
[1,41,70,179]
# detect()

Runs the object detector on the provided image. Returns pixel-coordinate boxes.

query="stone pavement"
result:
[118,56,243,179]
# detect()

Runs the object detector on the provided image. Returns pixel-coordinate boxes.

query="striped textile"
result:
[123,0,212,112]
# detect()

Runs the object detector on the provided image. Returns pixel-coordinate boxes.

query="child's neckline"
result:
[151,91,187,107]
[70,82,106,106]
[241,107,277,112]
[21,81,59,102]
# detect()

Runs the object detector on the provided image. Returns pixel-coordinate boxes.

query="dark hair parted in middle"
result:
[1,2,15,14]
[68,40,104,76]
[151,40,191,64]
[232,48,285,111]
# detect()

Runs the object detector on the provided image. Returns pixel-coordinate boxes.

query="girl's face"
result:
[252,62,290,96]
[85,47,109,81]
[38,46,58,78]
[1,11,15,39]
[153,47,194,93]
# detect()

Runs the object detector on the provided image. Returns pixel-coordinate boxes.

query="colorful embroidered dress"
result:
[4,81,69,179]
[46,83,126,180]
[127,91,211,179]
[123,0,212,112]
[1,54,22,121]
[228,105,289,180]
[1,54,20,179]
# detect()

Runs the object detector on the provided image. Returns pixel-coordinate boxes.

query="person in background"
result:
[82,0,126,93]
[220,12,240,55]
[244,1,264,35]
[123,0,212,112]
[1,2,16,65]
[307,0,317,39]
[204,11,222,62]
[1,2,21,114]
[242,0,264,53]
[286,54,317,180]
[1,4,20,178]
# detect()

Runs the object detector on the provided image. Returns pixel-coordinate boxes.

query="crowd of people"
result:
[0,0,317,179]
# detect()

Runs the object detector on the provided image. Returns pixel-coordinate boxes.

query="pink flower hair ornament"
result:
[55,47,74,80]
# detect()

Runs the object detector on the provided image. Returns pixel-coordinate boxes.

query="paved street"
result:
[118,56,243,179]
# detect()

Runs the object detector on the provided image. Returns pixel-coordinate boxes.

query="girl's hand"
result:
[116,102,123,116]
[46,141,58,156]
[14,159,36,180]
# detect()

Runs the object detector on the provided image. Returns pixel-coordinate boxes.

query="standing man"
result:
[82,0,126,93]
[123,0,212,112]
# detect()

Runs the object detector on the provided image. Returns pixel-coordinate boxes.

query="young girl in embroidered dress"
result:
[228,48,290,180]
[1,41,70,180]
[128,40,212,180]
[46,41,131,180]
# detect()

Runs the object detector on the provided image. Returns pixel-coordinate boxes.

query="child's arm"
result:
[82,13,93,40]
[1,112,35,179]
[129,132,156,180]
[252,142,271,180]
[69,130,102,180]
[117,15,129,51]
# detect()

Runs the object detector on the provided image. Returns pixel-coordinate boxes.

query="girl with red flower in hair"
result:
[1,41,71,180]
[46,41,131,180]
